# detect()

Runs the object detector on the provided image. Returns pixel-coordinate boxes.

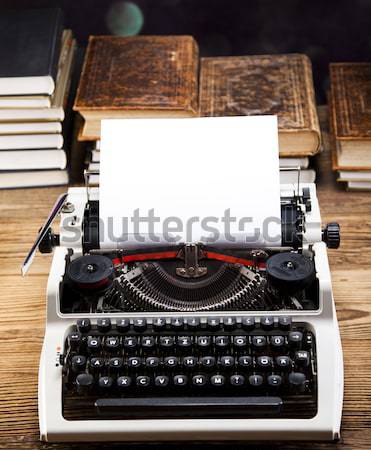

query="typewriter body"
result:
[28,182,343,442]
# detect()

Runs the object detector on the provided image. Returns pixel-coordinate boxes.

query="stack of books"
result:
[199,53,320,184]
[74,37,321,184]
[329,63,371,190]
[0,8,75,189]
[85,140,100,185]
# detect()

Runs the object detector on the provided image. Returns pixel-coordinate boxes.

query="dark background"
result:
[3,0,371,102]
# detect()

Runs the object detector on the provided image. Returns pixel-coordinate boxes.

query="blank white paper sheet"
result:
[99,115,281,249]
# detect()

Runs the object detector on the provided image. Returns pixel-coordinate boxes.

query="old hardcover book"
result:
[199,54,321,156]
[0,8,63,95]
[330,63,371,170]
[74,35,199,140]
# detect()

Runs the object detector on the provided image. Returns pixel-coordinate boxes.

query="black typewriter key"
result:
[288,331,303,348]
[207,317,221,330]
[276,356,292,370]
[77,318,91,333]
[261,316,274,330]
[220,356,235,368]
[241,317,255,331]
[257,356,273,369]
[278,316,292,331]
[224,317,237,330]
[145,356,160,368]
[117,376,132,388]
[197,336,211,350]
[183,356,197,368]
[249,374,264,387]
[252,335,267,349]
[68,332,82,349]
[87,336,101,352]
[304,331,314,348]
[174,375,188,386]
[59,354,66,366]
[200,356,216,368]
[238,355,253,368]
[230,374,245,386]
[142,336,156,350]
[155,375,169,387]
[109,357,123,370]
[295,350,310,367]
[171,317,184,330]
[97,318,111,333]
[177,336,193,349]
[71,355,87,372]
[153,317,166,331]
[116,318,130,333]
[164,356,179,368]
[211,374,225,386]
[192,374,207,386]
[289,372,306,392]
[234,336,248,348]
[99,376,113,389]
[105,336,120,352]
[215,336,229,349]
[90,357,105,371]
[133,318,147,332]
[136,376,150,387]
[187,317,201,330]
[123,336,138,351]
[267,374,282,388]
[75,373,94,393]
[159,336,175,350]
[271,335,285,349]
[127,357,141,368]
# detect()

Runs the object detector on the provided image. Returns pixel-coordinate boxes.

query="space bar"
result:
[95,397,283,417]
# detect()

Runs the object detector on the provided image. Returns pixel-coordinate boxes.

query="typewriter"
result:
[22,181,343,442]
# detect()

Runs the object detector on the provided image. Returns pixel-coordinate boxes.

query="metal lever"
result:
[21,192,68,276]
[176,244,207,278]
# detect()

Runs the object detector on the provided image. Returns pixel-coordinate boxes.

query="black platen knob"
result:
[322,223,340,249]
[38,227,59,253]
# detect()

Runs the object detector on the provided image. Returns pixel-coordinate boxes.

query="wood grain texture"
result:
[74,35,199,113]
[199,54,321,156]
[0,108,370,448]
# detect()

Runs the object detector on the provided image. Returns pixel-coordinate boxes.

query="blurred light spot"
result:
[106,1,144,36]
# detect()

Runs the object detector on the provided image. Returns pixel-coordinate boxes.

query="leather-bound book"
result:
[74,36,199,140]
[199,54,321,156]
[0,8,63,96]
[330,63,371,170]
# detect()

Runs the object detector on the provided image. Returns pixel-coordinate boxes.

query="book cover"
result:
[330,63,371,140]
[199,54,321,156]
[74,35,199,138]
[330,63,371,170]
[0,8,64,95]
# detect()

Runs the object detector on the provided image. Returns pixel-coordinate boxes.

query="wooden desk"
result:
[0,141,370,449]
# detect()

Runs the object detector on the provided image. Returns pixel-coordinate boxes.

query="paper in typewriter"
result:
[99,116,281,249]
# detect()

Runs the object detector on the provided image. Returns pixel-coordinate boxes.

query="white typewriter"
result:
[22,116,343,442]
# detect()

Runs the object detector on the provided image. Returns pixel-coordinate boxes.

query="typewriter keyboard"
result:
[61,316,317,420]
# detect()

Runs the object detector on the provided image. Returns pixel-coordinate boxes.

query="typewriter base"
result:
[38,242,343,442]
